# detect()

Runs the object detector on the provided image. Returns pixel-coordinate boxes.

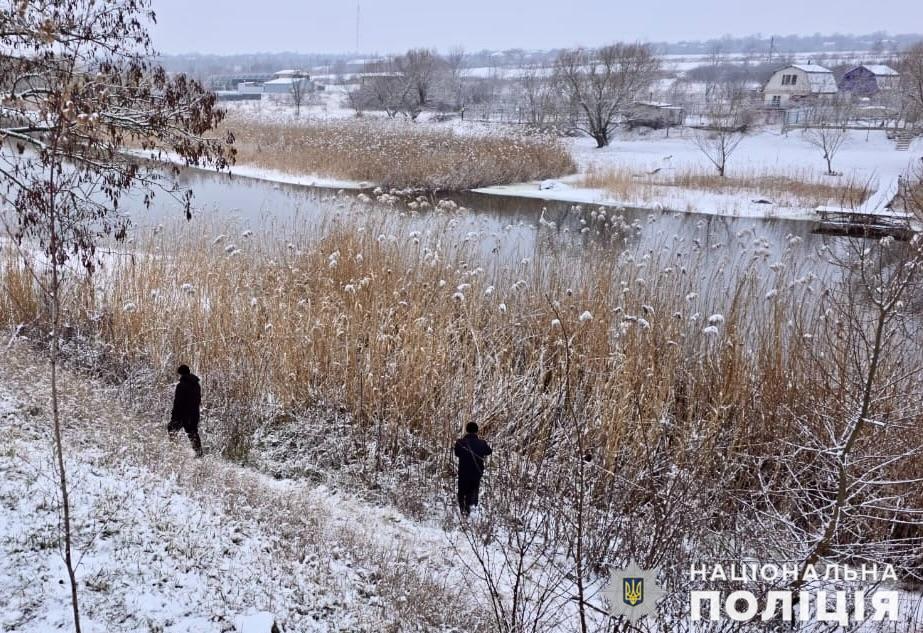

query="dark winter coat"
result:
[171,373,201,426]
[454,433,492,482]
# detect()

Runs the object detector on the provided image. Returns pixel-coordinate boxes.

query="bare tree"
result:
[554,43,660,147]
[703,41,724,102]
[803,98,853,175]
[900,42,923,125]
[355,53,440,120]
[896,162,923,222]
[357,58,411,119]
[396,48,443,116]
[445,45,468,113]
[289,75,309,116]
[346,85,365,117]
[692,86,751,177]
[0,2,232,631]
[518,57,560,128]
[749,235,923,593]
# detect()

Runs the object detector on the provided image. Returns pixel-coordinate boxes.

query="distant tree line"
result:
[156,31,923,85]
[348,44,663,147]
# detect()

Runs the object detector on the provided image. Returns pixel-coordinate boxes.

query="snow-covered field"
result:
[478,128,923,220]
[217,94,923,223]
[0,346,481,632]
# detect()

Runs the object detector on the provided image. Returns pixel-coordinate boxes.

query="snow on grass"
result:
[1,434,285,632]
[125,148,370,191]
[477,128,923,221]
[0,348,487,632]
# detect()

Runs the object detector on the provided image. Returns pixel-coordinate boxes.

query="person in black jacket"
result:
[454,422,492,516]
[167,364,203,457]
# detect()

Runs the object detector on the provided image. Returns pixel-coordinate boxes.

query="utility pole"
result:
[768,36,775,63]
[355,1,361,53]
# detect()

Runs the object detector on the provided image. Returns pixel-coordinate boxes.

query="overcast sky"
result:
[150,0,922,55]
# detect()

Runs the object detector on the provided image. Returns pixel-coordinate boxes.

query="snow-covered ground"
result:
[206,163,368,191]
[478,128,923,221]
[126,147,370,190]
[0,345,481,632]
[227,85,357,123]
[2,333,921,632]
[215,92,923,223]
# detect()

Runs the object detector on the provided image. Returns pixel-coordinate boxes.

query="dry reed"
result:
[0,210,900,464]
[225,117,576,191]
[579,164,875,209]
[3,206,922,581]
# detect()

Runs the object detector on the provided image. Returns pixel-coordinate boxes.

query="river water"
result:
[122,167,847,286]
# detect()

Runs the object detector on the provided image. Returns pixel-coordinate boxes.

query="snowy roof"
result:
[779,64,838,93]
[264,77,306,85]
[273,69,309,78]
[790,64,833,74]
[860,64,899,76]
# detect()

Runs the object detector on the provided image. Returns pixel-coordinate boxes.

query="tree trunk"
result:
[49,162,82,633]
[51,255,82,633]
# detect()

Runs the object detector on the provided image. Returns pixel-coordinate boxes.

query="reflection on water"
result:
[121,168,845,287]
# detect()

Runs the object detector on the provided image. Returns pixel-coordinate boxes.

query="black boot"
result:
[189,431,203,458]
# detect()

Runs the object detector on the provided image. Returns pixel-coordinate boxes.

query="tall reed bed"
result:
[226,117,576,190]
[4,203,923,630]
[579,164,874,208]
[0,210,847,462]
[4,206,922,582]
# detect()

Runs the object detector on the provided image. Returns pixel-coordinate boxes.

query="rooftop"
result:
[859,64,899,76]
[790,63,834,74]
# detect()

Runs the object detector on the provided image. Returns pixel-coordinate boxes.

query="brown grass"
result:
[0,212,915,463]
[3,210,922,584]
[579,164,875,209]
[225,117,576,191]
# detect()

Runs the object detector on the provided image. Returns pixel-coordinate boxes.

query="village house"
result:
[626,101,686,128]
[261,69,313,97]
[763,63,838,107]
[840,64,900,97]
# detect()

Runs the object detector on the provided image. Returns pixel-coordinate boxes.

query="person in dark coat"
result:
[454,422,492,516]
[167,364,203,457]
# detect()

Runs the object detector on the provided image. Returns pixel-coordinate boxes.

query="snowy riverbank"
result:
[474,127,923,222]
[137,122,923,226]
[0,345,481,632]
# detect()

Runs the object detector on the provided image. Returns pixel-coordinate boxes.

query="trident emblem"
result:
[623,577,644,606]
[604,562,662,623]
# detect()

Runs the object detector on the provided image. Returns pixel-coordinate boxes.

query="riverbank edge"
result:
[131,150,922,230]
